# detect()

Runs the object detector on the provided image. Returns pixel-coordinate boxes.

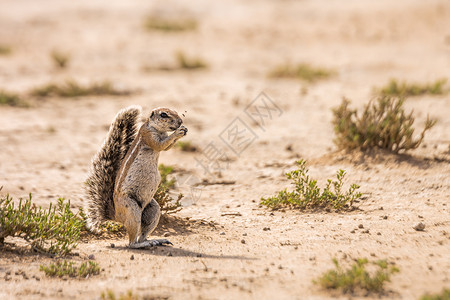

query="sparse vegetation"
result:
[420,289,450,300]
[176,52,208,70]
[30,80,131,98]
[0,90,28,107]
[314,258,399,294]
[377,78,447,97]
[0,194,84,256]
[142,52,208,72]
[51,50,70,69]
[269,63,335,82]
[155,164,183,214]
[99,220,125,234]
[40,260,100,278]
[0,45,11,55]
[332,97,436,153]
[144,16,197,32]
[261,160,362,210]
[176,140,198,152]
[77,205,124,235]
[101,290,168,300]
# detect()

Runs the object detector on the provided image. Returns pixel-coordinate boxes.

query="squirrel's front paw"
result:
[176,125,188,137]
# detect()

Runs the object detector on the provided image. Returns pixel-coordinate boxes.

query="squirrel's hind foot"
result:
[129,239,173,249]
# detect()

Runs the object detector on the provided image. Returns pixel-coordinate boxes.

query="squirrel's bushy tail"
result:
[84,105,142,232]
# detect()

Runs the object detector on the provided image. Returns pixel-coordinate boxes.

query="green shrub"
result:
[155,164,183,214]
[0,194,84,256]
[30,80,130,98]
[420,288,450,300]
[315,258,399,294]
[269,63,335,82]
[332,97,436,153]
[0,90,28,107]
[261,160,361,210]
[377,78,447,97]
[40,260,100,278]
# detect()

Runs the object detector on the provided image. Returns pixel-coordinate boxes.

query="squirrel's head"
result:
[149,108,183,132]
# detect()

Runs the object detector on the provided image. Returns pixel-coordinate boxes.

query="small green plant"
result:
[420,288,450,300]
[261,160,361,210]
[269,63,335,82]
[40,260,100,278]
[51,50,70,69]
[176,52,207,70]
[78,206,124,235]
[155,164,183,214]
[30,80,131,98]
[377,78,447,97]
[0,45,11,55]
[100,220,125,233]
[0,90,28,107]
[144,16,197,32]
[0,194,84,256]
[333,97,436,153]
[176,140,198,152]
[314,258,399,294]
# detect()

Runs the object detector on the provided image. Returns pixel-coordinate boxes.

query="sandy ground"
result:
[1,0,450,299]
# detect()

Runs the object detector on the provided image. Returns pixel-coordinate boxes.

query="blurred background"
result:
[1,2,450,299]
[0,0,449,201]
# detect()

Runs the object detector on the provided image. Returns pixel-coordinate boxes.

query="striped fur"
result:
[84,105,142,232]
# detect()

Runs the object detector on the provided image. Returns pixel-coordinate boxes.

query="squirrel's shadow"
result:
[152,215,217,237]
[113,245,255,260]
[108,216,254,260]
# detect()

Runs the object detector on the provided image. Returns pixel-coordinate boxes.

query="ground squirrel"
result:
[85,106,187,248]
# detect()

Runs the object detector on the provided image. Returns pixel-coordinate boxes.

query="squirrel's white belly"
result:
[121,147,161,209]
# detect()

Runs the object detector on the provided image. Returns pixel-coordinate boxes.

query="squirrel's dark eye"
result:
[160,112,168,118]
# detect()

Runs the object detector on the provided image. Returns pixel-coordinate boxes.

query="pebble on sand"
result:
[413,222,425,231]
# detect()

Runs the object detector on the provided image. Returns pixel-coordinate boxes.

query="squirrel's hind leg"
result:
[128,199,172,248]
[114,194,142,245]
[138,198,161,242]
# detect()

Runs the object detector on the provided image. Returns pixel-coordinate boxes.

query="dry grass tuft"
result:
[332,97,436,153]
[0,90,28,107]
[51,50,70,69]
[176,141,198,152]
[176,52,208,70]
[144,16,197,32]
[377,78,447,97]
[30,80,131,98]
[269,63,335,82]
[155,164,183,214]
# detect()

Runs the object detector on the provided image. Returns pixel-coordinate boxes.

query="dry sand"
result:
[0,0,449,299]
